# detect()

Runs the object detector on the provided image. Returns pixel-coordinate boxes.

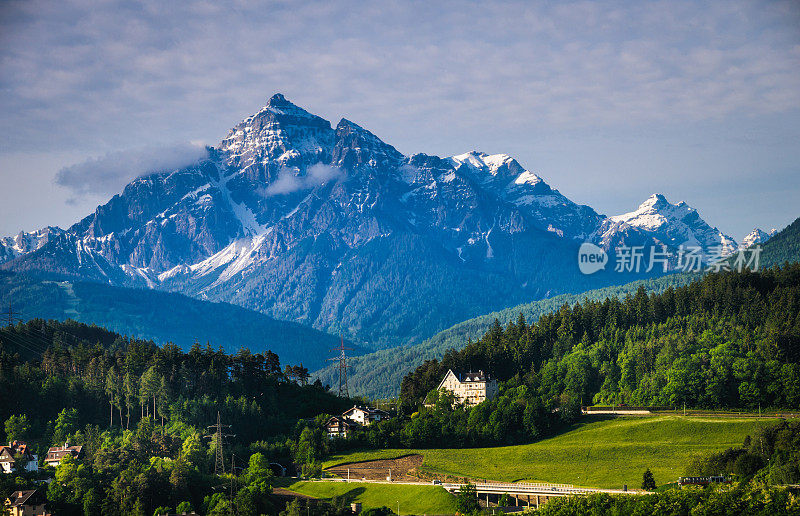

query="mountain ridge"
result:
[0,94,776,347]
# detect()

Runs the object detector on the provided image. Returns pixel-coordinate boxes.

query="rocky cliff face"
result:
[1,94,739,347]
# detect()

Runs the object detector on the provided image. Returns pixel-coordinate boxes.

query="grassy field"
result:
[322,416,777,489]
[278,480,457,515]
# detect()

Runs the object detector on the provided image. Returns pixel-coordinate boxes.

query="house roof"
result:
[342,405,389,416]
[8,489,45,507]
[437,369,492,389]
[45,444,82,462]
[0,441,36,462]
[458,370,490,382]
[325,416,357,429]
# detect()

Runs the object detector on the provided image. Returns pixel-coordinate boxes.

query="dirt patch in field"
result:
[326,454,425,481]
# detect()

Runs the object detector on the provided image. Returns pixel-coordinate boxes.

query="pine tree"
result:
[642,468,656,490]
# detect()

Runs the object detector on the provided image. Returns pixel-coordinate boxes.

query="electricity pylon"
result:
[328,337,352,398]
[205,411,234,475]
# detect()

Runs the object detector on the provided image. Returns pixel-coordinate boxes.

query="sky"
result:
[0,0,798,241]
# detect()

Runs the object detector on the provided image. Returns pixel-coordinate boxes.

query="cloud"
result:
[55,142,208,197]
[1,0,798,155]
[264,164,343,196]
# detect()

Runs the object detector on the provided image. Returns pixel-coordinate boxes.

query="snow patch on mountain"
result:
[189,231,274,289]
[0,226,65,263]
[611,194,737,254]
[740,227,777,249]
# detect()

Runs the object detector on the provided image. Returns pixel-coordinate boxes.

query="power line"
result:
[0,332,45,357]
[0,321,49,356]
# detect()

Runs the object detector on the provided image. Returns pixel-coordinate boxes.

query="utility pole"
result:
[3,298,22,327]
[327,337,352,398]
[205,411,234,476]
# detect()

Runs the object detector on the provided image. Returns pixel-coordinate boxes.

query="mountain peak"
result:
[641,192,670,207]
[268,93,288,105]
[450,151,530,183]
[336,118,366,132]
[740,227,778,248]
[613,193,737,253]
[219,95,334,167]
[332,118,403,167]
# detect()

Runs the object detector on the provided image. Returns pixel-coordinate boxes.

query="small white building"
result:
[437,369,498,407]
[325,416,357,439]
[0,442,38,474]
[341,405,390,426]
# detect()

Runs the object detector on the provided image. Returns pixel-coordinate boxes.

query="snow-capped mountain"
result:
[740,228,777,249]
[0,226,65,263]
[0,94,742,347]
[609,193,738,255]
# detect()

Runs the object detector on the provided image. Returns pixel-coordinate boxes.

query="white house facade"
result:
[437,369,498,406]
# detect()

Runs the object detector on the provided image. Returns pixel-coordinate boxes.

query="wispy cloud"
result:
[1,0,798,153]
[263,164,343,196]
[55,142,208,197]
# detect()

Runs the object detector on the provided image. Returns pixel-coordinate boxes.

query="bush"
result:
[301,462,322,478]
[456,483,479,514]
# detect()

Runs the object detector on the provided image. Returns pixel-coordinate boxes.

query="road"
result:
[303,477,641,497]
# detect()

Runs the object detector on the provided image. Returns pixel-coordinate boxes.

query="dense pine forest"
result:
[0,320,354,515]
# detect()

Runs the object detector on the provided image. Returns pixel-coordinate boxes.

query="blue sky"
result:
[1,0,798,240]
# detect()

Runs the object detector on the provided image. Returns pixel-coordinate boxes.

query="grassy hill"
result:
[278,480,457,514]
[0,271,358,370]
[321,416,777,490]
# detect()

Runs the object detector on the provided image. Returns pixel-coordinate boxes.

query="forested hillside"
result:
[0,272,356,370]
[757,216,800,269]
[0,319,354,515]
[315,273,699,398]
[401,264,800,411]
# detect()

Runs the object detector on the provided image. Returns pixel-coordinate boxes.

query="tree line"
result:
[400,264,800,414]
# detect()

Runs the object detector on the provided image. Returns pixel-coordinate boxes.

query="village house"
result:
[325,416,357,439]
[325,405,392,439]
[44,442,82,468]
[0,441,38,474]
[341,405,390,426]
[437,369,498,406]
[4,489,50,516]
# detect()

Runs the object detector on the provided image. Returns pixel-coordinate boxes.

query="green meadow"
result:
[322,416,777,489]
[279,480,458,515]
